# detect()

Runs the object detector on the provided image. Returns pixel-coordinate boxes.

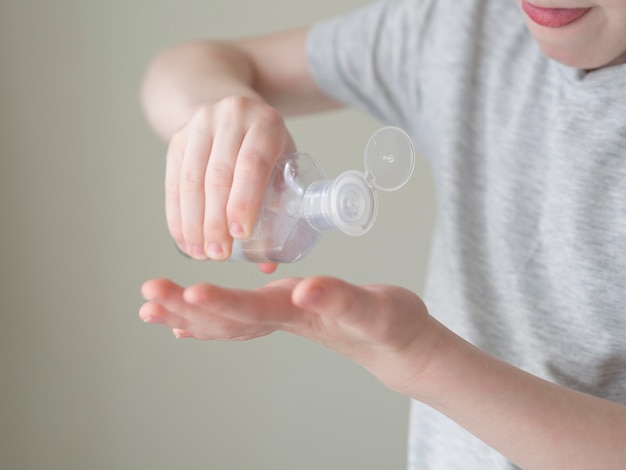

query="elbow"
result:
[139,43,187,141]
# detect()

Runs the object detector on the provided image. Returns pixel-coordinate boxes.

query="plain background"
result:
[0,0,435,469]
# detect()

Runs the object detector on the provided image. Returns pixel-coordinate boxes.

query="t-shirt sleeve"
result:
[306,0,429,127]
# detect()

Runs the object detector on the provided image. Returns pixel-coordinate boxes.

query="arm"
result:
[139,276,626,470]
[140,29,340,264]
[140,29,339,140]
[413,318,626,470]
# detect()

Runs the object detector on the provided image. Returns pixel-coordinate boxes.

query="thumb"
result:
[292,276,367,317]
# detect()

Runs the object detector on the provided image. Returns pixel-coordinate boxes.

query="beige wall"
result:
[0,0,435,468]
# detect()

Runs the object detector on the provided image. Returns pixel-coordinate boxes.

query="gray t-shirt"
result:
[307,0,626,468]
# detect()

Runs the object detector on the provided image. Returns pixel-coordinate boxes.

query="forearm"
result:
[140,29,339,141]
[140,40,262,140]
[409,319,626,469]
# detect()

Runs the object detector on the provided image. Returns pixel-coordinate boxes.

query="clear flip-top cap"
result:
[329,171,377,236]
[364,126,415,191]
[329,126,415,236]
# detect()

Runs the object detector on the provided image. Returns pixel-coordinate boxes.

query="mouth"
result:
[521,1,592,28]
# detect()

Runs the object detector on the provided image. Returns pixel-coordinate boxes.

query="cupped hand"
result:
[139,276,439,394]
[165,96,295,270]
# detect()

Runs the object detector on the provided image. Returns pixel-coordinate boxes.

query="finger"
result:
[140,279,199,332]
[182,278,300,325]
[139,299,189,329]
[140,278,185,323]
[165,131,186,252]
[141,277,184,302]
[172,328,195,339]
[139,299,168,324]
[179,282,290,340]
[228,108,288,239]
[179,109,214,260]
[141,281,267,329]
[202,102,247,260]
[143,296,267,340]
[140,278,303,341]
[257,262,279,274]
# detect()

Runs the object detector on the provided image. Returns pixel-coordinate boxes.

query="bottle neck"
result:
[302,171,378,236]
[302,180,337,232]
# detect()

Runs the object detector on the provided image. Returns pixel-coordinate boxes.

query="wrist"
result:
[370,314,449,398]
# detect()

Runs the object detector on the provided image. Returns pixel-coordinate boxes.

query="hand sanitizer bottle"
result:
[226,126,415,263]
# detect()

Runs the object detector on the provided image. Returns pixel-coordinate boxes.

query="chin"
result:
[537,42,604,70]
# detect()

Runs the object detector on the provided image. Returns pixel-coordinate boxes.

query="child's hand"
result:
[165,96,295,270]
[139,276,439,395]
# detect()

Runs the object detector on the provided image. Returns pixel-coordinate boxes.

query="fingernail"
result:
[229,222,245,239]
[173,329,194,339]
[191,245,207,259]
[143,315,164,324]
[207,242,226,260]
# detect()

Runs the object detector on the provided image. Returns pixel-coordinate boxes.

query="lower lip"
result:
[522,1,591,28]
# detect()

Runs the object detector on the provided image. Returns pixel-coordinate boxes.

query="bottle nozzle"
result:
[330,171,377,236]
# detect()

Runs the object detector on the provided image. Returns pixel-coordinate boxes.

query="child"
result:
[139,0,626,468]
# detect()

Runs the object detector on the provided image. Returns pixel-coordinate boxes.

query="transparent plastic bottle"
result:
[227,126,416,263]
